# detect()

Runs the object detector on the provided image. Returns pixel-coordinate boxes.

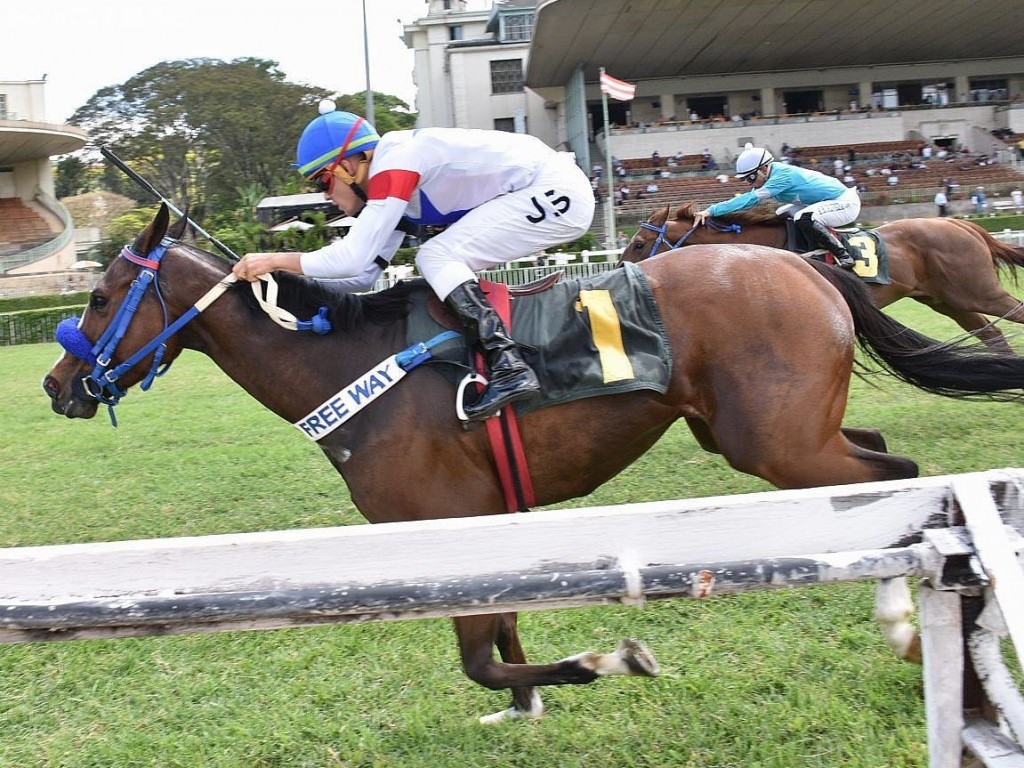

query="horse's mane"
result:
[244,271,419,332]
[671,202,781,227]
[172,241,417,332]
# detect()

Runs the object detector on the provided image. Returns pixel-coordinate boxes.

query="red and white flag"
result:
[600,71,636,102]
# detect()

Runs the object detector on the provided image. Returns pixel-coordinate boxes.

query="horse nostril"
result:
[42,375,60,400]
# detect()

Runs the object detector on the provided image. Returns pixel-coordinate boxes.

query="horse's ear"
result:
[131,203,170,255]
[167,205,190,241]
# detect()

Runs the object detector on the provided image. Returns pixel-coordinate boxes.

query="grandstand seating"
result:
[786,139,924,162]
[604,141,1024,216]
[0,198,55,258]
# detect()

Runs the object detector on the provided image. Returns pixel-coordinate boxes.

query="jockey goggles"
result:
[308,115,373,195]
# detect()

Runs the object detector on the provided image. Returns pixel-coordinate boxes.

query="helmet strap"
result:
[329,149,373,202]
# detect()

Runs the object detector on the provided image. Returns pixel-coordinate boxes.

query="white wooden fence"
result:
[1,468,1022,767]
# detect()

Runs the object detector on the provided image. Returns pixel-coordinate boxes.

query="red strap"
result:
[477,281,536,513]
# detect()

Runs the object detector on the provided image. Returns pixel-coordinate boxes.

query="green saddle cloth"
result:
[406,262,674,415]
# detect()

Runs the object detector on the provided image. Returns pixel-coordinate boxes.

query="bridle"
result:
[52,238,332,425]
[52,238,233,424]
[636,216,743,260]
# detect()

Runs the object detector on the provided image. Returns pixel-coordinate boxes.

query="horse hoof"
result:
[618,638,660,677]
[479,691,544,724]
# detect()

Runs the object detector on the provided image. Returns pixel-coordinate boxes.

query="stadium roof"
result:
[526,0,1024,88]
[0,121,87,166]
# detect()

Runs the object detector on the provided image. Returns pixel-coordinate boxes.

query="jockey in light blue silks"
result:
[694,143,861,268]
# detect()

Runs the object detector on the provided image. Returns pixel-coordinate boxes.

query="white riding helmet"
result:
[734,143,774,177]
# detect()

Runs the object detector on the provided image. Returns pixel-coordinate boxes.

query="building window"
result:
[494,117,516,132]
[449,25,463,41]
[501,12,534,42]
[0,95,7,120]
[490,59,523,94]
[970,78,1008,102]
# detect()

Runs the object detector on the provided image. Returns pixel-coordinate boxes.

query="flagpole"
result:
[600,67,616,249]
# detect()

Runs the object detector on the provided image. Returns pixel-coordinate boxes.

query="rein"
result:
[639,218,743,258]
[55,239,332,426]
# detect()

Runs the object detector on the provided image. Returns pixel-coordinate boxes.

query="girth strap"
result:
[478,281,536,513]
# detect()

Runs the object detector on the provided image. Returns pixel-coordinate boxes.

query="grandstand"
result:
[0,198,55,257]
[604,140,1024,224]
[0,79,86,282]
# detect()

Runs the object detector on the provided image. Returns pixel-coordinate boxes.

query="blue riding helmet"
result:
[295,108,381,179]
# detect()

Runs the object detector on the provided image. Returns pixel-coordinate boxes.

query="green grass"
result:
[0,299,1019,767]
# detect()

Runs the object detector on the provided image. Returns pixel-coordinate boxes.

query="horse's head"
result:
[43,204,194,421]
[620,204,701,264]
[622,204,787,265]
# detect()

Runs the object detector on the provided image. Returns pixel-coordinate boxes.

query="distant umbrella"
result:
[269,219,313,232]
[69,260,103,269]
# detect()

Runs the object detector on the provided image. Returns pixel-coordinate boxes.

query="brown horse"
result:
[42,205,1024,722]
[624,204,1024,352]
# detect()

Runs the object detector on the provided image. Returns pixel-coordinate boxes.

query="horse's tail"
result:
[806,259,1024,402]
[950,219,1024,286]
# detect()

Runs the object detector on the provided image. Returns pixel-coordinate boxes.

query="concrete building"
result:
[403,0,1024,171]
[0,77,87,276]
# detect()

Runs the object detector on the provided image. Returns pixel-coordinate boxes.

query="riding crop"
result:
[99,145,240,263]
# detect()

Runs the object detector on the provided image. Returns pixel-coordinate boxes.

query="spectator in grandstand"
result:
[972,186,987,214]
[693,143,860,269]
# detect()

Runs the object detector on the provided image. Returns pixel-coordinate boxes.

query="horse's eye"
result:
[89,293,108,311]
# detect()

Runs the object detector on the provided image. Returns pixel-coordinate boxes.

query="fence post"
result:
[919,584,965,768]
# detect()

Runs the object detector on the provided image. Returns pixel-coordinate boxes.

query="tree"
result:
[54,156,91,198]
[68,58,417,234]
[332,92,417,135]
[70,58,333,223]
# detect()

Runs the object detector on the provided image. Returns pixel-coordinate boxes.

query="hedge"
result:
[1,306,84,347]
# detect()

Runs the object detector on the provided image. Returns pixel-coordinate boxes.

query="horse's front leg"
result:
[452,614,659,724]
[874,577,922,662]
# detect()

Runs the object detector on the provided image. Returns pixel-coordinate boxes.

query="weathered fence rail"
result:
[2,468,1022,767]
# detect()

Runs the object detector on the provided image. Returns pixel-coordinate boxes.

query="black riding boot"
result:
[799,216,856,269]
[446,280,541,421]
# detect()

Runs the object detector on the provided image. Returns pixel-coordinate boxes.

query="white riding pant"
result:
[775,186,861,228]
[415,152,595,300]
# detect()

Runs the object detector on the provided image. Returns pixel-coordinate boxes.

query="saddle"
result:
[408,263,674,415]
[782,220,891,284]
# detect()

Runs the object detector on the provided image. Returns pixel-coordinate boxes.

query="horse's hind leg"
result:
[694,419,890,457]
[913,298,1015,354]
[453,614,659,723]
[841,426,888,453]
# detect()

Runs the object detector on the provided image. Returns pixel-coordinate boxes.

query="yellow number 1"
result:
[576,289,634,383]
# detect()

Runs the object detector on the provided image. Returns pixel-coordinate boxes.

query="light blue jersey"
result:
[708,163,850,217]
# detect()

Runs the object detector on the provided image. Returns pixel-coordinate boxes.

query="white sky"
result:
[6,0,487,124]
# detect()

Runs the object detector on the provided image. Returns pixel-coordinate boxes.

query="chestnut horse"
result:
[43,205,1024,722]
[624,204,1024,353]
